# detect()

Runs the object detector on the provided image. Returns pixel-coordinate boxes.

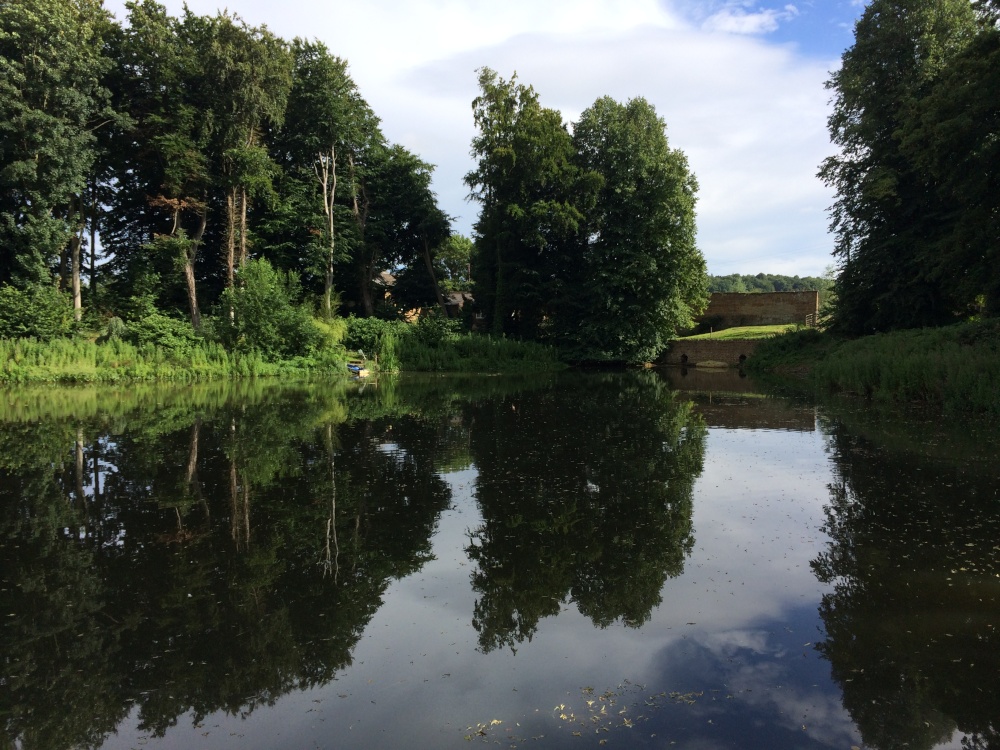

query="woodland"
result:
[1,0,998,372]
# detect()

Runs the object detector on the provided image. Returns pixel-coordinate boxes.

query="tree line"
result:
[707,273,832,294]
[0,0,452,335]
[1,2,707,364]
[822,0,1000,334]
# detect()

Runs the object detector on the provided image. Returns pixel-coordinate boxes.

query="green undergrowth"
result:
[0,336,346,384]
[345,316,565,373]
[748,321,1000,415]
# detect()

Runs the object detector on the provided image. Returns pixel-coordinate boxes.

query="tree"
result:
[348,143,450,317]
[267,39,379,318]
[0,0,113,313]
[900,5,1000,315]
[102,0,212,327]
[201,12,292,288]
[465,68,597,338]
[568,96,707,362]
[819,0,978,333]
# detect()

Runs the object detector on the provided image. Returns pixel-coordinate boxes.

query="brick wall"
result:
[659,339,761,366]
[699,291,818,328]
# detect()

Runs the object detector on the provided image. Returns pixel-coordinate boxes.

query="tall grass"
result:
[0,336,346,385]
[750,321,1000,415]
[398,331,565,373]
[344,315,565,373]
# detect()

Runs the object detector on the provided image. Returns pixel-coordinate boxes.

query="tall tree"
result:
[569,96,707,363]
[900,2,1000,315]
[0,0,113,308]
[102,0,212,326]
[465,68,597,338]
[201,12,292,288]
[819,0,977,333]
[352,144,450,317]
[267,40,379,317]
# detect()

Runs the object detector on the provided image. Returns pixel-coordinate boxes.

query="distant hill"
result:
[707,273,833,294]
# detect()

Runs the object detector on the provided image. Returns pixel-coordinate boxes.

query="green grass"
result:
[398,332,566,373]
[747,320,1000,415]
[0,336,347,385]
[677,324,799,341]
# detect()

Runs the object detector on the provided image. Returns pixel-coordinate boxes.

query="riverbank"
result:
[746,320,1000,415]
[0,324,565,385]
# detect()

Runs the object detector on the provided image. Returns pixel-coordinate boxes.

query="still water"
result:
[1,371,998,749]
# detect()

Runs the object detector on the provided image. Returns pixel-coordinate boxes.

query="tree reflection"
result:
[814,416,1000,750]
[464,372,706,652]
[0,380,453,749]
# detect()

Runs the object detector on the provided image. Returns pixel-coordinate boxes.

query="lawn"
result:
[677,324,798,341]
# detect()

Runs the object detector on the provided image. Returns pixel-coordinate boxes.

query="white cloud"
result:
[102,0,840,276]
[703,3,800,35]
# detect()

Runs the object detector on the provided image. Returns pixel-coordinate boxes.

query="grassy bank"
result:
[0,336,347,384]
[0,318,566,385]
[345,316,566,374]
[747,321,1000,415]
[677,324,798,341]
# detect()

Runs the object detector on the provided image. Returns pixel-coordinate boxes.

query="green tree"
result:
[819,0,978,333]
[101,0,212,327]
[0,0,113,309]
[569,96,707,362]
[201,12,292,288]
[265,39,380,318]
[900,5,1000,315]
[347,143,450,317]
[465,67,598,339]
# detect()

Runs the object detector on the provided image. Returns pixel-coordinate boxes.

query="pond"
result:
[1,370,998,750]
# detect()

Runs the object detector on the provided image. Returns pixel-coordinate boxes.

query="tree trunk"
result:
[239,185,248,269]
[70,231,83,322]
[316,147,338,319]
[184,208,206,329]
[422,237,449,317]
[89,189,98,306]
[226,189,237,288]
[348,153,374,316]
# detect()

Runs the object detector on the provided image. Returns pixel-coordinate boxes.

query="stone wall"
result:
[700,291,818,328]
[659,339,761,367]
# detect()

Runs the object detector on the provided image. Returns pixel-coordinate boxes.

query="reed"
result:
[749,321,1000,415]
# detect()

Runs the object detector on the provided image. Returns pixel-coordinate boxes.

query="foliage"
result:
[0,0,114,286]
[217,258,322,360]
[465,68,599,340]
[125,309,204,354]
[0,283,73,340]
[566,96,707,363]
[707,273,831,294]
[747,322,1000,415]
[820,0,983,333]
[465,71,706,361]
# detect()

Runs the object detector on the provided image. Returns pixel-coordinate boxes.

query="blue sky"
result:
[102,0,870,278]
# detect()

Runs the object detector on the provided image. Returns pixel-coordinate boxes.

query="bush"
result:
[126,310,203,354]
[344,316,410,356]
[0,283,73,340]
[218,259,322,360]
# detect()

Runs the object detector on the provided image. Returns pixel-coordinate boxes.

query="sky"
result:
[102,0,867,277]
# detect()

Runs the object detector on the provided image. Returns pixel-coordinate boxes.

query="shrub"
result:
[0,283,73,340]
[218,259,322,360]
[126,310,202,354]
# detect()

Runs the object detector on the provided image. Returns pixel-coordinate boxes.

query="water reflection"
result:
[464,372,706,651]
[3,374,999,750]
[814,410,1000,750]
[0,379,456,749]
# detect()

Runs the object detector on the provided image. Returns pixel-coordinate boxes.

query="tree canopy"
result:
[465,69,707,362]
[821,0,997,333]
